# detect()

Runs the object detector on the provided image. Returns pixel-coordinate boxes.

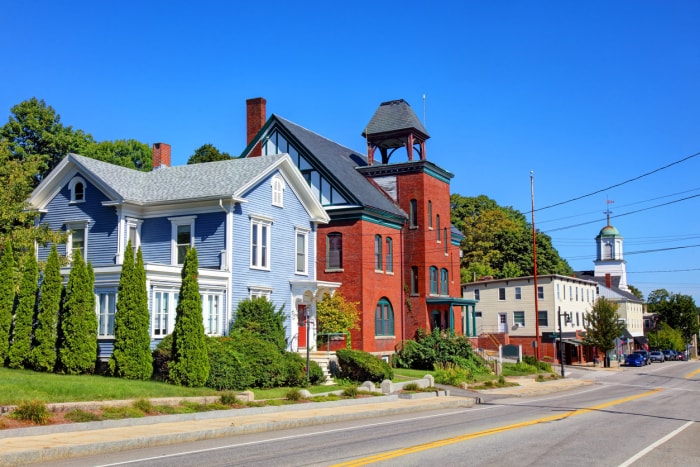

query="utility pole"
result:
[530,172,541,360]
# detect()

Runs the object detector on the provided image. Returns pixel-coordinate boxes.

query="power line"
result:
[565,243,700,261]
[628,268,700,274]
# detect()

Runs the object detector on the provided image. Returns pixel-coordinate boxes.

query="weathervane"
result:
[604,198,614,226]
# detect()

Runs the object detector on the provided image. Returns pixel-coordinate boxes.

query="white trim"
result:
[248,286,273,300]
[295,228,309,276]
[65,220,89,262]
[271,175,285,207]
[68,176,87,204]
[168,216,196,265]
[250,216,272,270]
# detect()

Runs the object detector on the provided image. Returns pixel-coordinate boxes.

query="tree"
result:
[57,253,97,374]
[8,244,38,368]
[169,248,209,386]
[83,139,153,171]
[584,297,625,367]
[627,284,644,300]
[230,297,287,352]
[316,291,360,348]
[30,245,62,371]
[647,322,684,352]
[647,289,699,344]
[0,241,16,364]
[187,144,232,164]
[109,243,152,379]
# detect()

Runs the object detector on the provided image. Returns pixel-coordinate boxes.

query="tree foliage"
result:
[450,194,572,281]
[83,139,153,171]
[0,241,16,364]
[169,248,210,387]
[187,144,232,164]
[647,322,685,352]
[647,288,699,342]
[57,253,97,374]
[316,291,360,346]
[109,243,152,379]
[8,244,38,369]
[583,297,625,353]
[230,297,287,352]
[30,245,62,372]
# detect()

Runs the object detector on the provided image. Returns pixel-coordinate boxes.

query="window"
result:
[326,233,342,270]
[271,175,285,207]
[202,292,221,335]
[385,237,393,273]
[295,229,308,274]
[443,228,448,254]
[374,234,382,271]
[411,266,419,294]
[557,284,560,300]
[569,286,573,301]
[576,312,580,326]
[169,216,196,265]
[515,287,522,300]
[66,221,88,261]
[428,201,433,229]
[429,266,438,295]
[409,199,418,227]
[68,176,86,203]
[538,310,548,326]
[125,218,142,259]
[436,215,441,242]
[250,217,271,269]
[576,287,579,301]
[474,289,480,300]
[440,268,448,294]
[375,298,394,336]
[249,287,272,300]
[538,286,544,300]
[514,311,525,326]
[153,290,178,337]
[498,287,506,301]
[96,291,116,337]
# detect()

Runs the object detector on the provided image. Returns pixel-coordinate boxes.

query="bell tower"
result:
[362,99,430,165]
[593,205,628,291]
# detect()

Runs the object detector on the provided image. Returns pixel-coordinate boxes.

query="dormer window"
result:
[271,175,285,207]
[69,177,87,203]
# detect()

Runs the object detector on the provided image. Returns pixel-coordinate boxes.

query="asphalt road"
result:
[45,360,700,467]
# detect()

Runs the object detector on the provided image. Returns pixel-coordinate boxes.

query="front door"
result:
[297,305,307,348]
[498,313,508,333]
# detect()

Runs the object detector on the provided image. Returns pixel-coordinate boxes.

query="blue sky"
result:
[3,1,699,303]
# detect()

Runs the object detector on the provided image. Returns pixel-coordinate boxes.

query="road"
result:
[46,360,700,467]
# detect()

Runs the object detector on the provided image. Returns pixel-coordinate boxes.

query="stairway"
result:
[303,351,336,385]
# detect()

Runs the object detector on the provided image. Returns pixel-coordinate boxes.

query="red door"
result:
[298,305,307,348]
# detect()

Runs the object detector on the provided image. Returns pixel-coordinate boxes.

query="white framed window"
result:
[250,216,272,270]
[249,286,272,300]
[153,289,179,337]
[514,311,525,327]
[514,287,522,300]
[295,228,309,275]
[68,176,86,203]
[271,175,285,207]
[201,292,223,335]
[169,216,196,265]
[96,291,116,337]
[65,221,89,261]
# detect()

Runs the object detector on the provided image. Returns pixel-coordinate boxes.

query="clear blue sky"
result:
[3,1,699,303]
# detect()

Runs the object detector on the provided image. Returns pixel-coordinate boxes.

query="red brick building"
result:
[242,98,476,358]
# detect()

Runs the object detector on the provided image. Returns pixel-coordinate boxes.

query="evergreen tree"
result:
[8,245,38,368]
[0,241,16,364]
[169,248,209,386]
[30,245,62,371]
[110,243,152,379]
[58,253,97,374]
[231,297,287,352]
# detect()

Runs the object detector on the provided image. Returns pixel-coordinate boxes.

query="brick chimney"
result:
[152,142,171,169]
[605,273,612,288]
[246,97,266,157]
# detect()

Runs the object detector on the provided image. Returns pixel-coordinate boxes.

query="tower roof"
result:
[598,225,621,237]
[361,99,429,141]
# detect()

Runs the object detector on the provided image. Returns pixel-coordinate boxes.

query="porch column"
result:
[471,305,477,337]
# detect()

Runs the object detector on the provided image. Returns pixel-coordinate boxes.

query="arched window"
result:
[385,237,393,273]
[440,268,448,295]
[375,298,394,336]
[409,199,418,227]
[374,234,382,271]
[411,266,419,294]
[327,232,342,269]
[429,266,438,295]
[271,175,285,207]
[68,176,87,203]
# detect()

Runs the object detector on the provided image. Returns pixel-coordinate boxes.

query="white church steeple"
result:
[593,201,628,291]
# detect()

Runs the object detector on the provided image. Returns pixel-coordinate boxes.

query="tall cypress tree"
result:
[31,245,62,372]
[58,253,97,374]
[8,244,38,368]
[0,242,16,364]
[110,243,152,379]
[169,247,209,387]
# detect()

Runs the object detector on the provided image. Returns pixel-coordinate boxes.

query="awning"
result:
[634,336,649,346]
[561,338,585,346]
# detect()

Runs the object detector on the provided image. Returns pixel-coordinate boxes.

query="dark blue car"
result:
[625,353,645,367]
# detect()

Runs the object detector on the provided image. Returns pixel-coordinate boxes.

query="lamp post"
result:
[557,306,572,378]
[305,307,310,380]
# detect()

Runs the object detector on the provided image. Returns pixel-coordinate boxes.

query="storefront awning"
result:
[634,336,649,346]
[561,338,585,346]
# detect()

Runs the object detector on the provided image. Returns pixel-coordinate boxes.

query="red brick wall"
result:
[246,98,266,157]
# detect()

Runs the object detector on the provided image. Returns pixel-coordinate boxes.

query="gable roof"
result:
[575,271,643,302]
[29,153,329,222]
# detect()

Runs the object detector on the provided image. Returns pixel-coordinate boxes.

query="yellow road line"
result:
[332,388,662,467]
[684,367,700,379]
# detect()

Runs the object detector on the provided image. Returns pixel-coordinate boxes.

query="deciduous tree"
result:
[316,291,359,348]
[584,297,625,366]
[187,144,232,164]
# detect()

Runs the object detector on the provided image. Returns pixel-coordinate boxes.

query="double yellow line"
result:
[332,388,662,466]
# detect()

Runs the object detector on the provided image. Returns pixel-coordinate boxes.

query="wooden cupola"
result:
[362,99,430,165]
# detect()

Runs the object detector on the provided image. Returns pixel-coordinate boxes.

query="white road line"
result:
[617,420,694,467]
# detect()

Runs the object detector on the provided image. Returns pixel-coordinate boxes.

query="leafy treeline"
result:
[450,194,573,282]
[647,289,699,344]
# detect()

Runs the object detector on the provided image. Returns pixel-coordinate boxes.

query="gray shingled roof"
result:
[273,116,406,219]
[71,153,285,203]
[362,99,429,138]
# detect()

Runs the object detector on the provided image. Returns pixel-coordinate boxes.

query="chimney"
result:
[605,273,612,288]
[246,97,266,157]
[152,142,171,169]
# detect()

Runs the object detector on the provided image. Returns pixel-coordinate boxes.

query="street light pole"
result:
[557,306,571,378]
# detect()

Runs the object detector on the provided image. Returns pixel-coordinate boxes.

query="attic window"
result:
[271,175,285,207]
[69,177,87,203]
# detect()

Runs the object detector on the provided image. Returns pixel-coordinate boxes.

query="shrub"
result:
[152,334,174,381]
[281,351,308,388]
[12,400,50,425]
[336,349,393,383]
[308,360,326,385]
[0,241,16,364]
[8,245,38,369]
[65,409,101,423]
[228,331,287,388]
[132,398,155,413]
[230,297,287,352]
[31,245,61,372]
[342,387,358,398]
[403,382,420,391]
[498,375,506,385]
[220,392,239,405]
[285,388,303,401]
[206,337,254,390]
[434,362,470,386]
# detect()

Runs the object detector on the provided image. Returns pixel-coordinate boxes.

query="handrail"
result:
[316,332,349,353]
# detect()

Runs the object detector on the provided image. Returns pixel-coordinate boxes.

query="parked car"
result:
[625,353,645,367]
[632,350,651,365]
[662,349,676,361]
[677,351,686,361]
[650,351,665,363]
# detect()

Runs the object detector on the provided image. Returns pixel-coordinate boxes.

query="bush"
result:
[230,297,287,352]
[434,362,470,386]
[522,355,554,373]
[308,360,326,385]
[206,337,254,390]
[132,398,155,414]
[220,392,239,405]
[65,409,101,423]
[281,351,308,388]
[342,387,358,398]
[12,400,50,425]
[228,331,287,388]
[285,388,303,401]
[336,349,393,383]
[152,334,174,381]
